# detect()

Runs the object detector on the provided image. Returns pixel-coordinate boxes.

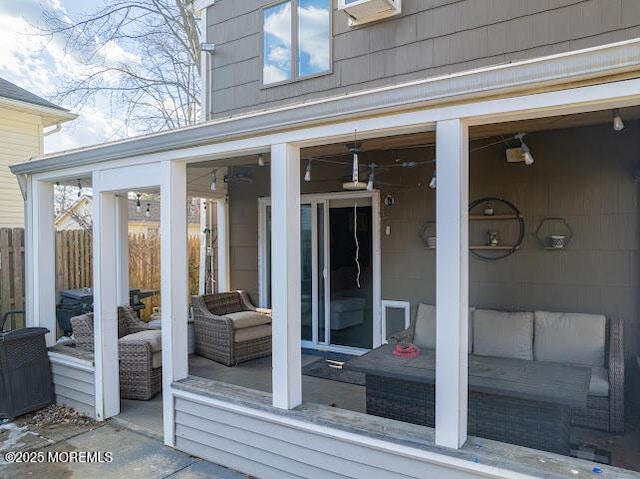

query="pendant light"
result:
[210,169,217,191]
[304,160,312,182]
[515,133,534,166]
[145,203,151,218]
[77,179,82,197]
[613,109,625,131]
[135,193,141,212]
[366,164,375,191]
[257,154,265,167]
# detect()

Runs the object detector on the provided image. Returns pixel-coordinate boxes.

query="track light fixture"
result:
[145,203,151,218]
[613,109,625,132]
[258,154,265,167]
[210,170,217,191]
[515,133,534,166]
[136,193,141,212]
[304,160,312,182]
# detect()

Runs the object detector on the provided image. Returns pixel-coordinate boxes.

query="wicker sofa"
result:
[71,306,162,400]
[392,305,624,434]
[192,291,271,366]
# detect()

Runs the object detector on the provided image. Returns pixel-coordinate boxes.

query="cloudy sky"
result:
[0,0,131,153]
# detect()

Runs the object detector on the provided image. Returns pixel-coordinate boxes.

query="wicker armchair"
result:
[390,308,624,434]
[192,291,271,366]
[71,306,162,400]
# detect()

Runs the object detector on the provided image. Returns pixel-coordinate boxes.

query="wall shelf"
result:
[470,245,519,251]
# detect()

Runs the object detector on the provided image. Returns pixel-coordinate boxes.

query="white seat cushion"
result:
[234,324,272,343]
[412,304,473,351]
[120,329,162,352]
[225,311,271,329]
[589,367,609,397]
[534,311,606,367]
[473,309,534,360]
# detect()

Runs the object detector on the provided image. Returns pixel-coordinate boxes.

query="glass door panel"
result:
[301,204,313,341]
[328,201,373,349]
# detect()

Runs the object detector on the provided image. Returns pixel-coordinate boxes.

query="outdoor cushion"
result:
[534,311,606,367]
[412,304,473,351]
[151,351,162,369]
[225,311,271,329]
[234,324,272,343]
[120,329,162,352]
[473,309,534,360]
[589,367,610,397]
[330,297,366,313]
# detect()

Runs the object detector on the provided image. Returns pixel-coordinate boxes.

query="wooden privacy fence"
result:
[0,228,202,329]
[0,228,25,330]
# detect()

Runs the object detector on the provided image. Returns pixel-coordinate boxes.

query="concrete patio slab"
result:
[0,423,248,479]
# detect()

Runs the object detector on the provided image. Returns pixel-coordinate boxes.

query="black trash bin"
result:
[0,327,54,420]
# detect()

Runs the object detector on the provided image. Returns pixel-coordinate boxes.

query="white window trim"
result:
[260,0,333,88]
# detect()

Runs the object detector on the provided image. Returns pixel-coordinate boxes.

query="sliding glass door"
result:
[259,192,379,353]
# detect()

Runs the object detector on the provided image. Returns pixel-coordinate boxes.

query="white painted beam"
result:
[27,179,56,345]
[160,160,189,446]
[216,197,230,292]
[270,143,302,410]
[92,182,120,421]
[435,119,469,449]
[115,196,129,306]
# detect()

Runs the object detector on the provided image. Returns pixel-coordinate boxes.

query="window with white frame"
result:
[262,0,331,86]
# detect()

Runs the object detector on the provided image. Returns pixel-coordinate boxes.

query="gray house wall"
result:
[207,0,640,118]
[228,121,640,358]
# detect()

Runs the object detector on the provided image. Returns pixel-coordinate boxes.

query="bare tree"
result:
[42,0,201,136]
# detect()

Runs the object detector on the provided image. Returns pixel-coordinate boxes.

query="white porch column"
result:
[270,143,302,410]
[115,196,129,306]
[26,179,56,345]
[435,119,469,449]
[160,160,189,446]
[92,182,120,421]
[216,197,230,292]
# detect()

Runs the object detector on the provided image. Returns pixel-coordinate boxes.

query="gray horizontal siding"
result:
[206,0,640,118]
[174,396,486,479]
[49,356,95,418]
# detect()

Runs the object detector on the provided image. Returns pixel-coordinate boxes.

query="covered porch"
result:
[14,40,640,479]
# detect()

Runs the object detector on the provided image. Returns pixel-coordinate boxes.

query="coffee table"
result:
[347,344,591,454]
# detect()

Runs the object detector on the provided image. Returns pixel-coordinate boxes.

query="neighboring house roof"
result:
[55,195,200,226]
[0,77,77,127]
[128,198,200,224]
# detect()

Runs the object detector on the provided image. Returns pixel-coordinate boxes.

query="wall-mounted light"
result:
[613,109,625,132]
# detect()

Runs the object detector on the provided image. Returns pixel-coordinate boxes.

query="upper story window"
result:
[263,0,331,86]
